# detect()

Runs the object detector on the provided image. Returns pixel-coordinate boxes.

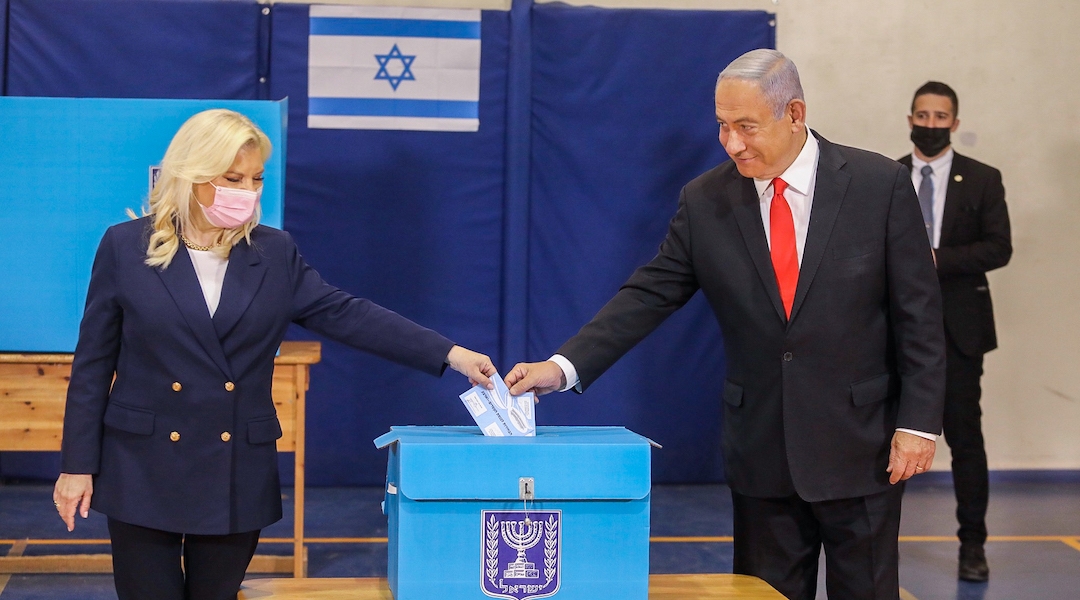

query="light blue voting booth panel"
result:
[0,97,287,352]
[375,426,653,600]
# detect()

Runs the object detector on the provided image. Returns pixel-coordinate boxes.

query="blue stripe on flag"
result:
[310,17,480,39]
[309,98,479,119]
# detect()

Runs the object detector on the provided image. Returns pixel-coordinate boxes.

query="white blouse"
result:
[186,247,229,317]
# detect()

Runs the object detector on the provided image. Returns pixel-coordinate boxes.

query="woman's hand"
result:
[446,345,496,390]
[53,473,93,532]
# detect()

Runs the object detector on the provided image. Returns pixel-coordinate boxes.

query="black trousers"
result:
[731,485,904,600]
[108,518,260,600]
[943,333,989,546]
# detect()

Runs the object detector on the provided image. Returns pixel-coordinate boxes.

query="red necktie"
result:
[769,177,798,318]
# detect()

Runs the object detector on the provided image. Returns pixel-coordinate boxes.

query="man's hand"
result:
[54,473,93,532]
[506,361,566,396]
[886,431,936,484]
[446,345,496,390]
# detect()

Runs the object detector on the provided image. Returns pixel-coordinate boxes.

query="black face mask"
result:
[910,125,951,158]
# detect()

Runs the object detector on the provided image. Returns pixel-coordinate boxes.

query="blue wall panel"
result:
[0,97,286,353]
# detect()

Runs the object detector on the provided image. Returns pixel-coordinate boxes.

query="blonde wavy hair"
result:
[142,109,272,269]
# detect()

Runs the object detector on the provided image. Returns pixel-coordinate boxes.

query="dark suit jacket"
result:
[61,218,454,534]
[899,152,1011,357]
[560,133,946,502]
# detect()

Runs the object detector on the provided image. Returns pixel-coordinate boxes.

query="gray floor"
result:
[1,473,1078,599]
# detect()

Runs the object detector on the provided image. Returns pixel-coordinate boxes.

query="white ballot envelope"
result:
[458,373,536,436]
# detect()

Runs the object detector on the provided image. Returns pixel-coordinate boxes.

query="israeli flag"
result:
[308,5,481,132]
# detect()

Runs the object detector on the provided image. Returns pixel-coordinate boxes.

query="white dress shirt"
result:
[186,247,229,317]
[910,148,953,250]
[551,129,936,441]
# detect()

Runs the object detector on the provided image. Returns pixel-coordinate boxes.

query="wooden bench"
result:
[238,574,784,599]
[0,340,321,577]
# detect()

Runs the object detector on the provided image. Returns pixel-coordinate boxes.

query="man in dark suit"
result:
[899,81,1012,583]
[506,49,946,599]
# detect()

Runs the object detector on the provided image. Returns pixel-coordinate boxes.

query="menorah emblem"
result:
[501,519,543,579]
[482,510,561,600]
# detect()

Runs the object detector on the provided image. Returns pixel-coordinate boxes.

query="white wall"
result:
[777,0,1080,471]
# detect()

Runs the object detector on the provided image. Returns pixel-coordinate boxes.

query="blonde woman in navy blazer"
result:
[52,109,495,600]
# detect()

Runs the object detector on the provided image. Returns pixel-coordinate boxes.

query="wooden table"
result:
[0,340,321,577]
[238,574,784,599]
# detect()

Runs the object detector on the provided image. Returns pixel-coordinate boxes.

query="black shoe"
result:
[959,544,989,582]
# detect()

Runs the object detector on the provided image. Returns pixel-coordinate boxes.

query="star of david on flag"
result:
[374,44,416,91]
[308,5,481,132]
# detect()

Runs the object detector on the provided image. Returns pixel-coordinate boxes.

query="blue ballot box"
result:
[374,426,654,600]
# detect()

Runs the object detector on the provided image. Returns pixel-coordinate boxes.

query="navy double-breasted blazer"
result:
[559,134,946,502]
[60,218,454,534]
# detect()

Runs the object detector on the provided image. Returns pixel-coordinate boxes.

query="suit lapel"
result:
[212,239,267,341]
[728,173,787,322]
[156,246,234,379]
[789,136,851,322]
[940,153,966,246]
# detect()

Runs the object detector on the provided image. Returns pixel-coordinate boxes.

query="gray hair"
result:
[716,49,804,119]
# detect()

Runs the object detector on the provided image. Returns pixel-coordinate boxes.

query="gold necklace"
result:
[179,234,215,252]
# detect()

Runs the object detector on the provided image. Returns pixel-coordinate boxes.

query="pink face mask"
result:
[200,182,261,229]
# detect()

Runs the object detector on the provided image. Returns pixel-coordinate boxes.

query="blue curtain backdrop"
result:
[0,0,774,485]
[527,5,774,483]
[269,4,510,485]
[0,0,7,94]
[6,0,267,99]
